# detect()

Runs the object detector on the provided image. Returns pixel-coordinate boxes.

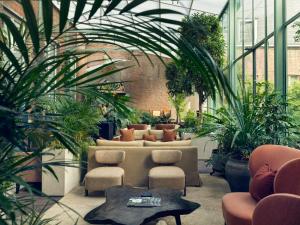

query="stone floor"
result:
[43,174,230,225]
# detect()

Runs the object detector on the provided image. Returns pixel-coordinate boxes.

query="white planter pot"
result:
[42,149,80,196]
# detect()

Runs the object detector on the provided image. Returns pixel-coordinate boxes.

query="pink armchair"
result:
[222,145,300,225]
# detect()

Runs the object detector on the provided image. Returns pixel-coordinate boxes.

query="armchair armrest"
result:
[274,158,300,195]
[252,193,300,225]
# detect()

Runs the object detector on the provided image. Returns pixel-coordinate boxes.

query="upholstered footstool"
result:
[149,150,186,195]
[84,150,125,196]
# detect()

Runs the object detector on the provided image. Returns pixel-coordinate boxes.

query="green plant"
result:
[140,112,160,126]
[180,110,200,133]
[166,13,226,118]
[168,93,187,123]
[200,84,299,160]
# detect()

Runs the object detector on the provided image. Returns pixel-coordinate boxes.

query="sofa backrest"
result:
[88,146,201,187]
[249,144,300,177]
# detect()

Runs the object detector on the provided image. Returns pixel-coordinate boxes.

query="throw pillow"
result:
[120,128,135,141]
[162,129,177,142]
[250,164,276,201]
[143,134,157,142]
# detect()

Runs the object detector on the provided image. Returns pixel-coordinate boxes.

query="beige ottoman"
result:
[149,150,186,195]
[85,150,125,196]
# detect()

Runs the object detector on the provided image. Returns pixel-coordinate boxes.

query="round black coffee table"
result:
[84,186,200,225]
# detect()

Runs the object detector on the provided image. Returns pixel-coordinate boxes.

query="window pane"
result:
[255,45,265,84]
[244,0,253,49]
[254,0,265,44]
[267,36,275,85]
[287,19,300,90]
[234,59,243,89]
[222,9,229,67]
[235,0,243,58]
[244,53,253,89]
[287,19,300,121]
[266,0,274,35]
[286,0,300,21]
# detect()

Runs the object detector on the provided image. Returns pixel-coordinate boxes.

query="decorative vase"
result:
[225,157,250,192]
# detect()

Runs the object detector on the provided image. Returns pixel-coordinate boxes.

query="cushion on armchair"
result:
[250,164,276,201]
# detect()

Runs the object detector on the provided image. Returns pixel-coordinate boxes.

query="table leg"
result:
[175,215,181,225]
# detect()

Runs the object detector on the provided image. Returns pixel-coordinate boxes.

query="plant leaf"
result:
[73,0,87,24]
[89,0,104,19]
[120,0,147,14]
[0,13,29,64]
[42,0,53,43]
[104,0,122,15]
[20,0,40,54]
[59,0,71,33]
[136,9,183,17]
[0,41,22,74]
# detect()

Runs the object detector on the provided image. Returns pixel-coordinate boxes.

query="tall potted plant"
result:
[165,13,226,118]
[201,84,299,191]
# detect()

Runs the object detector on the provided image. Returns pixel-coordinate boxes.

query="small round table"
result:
[84,186,200,225]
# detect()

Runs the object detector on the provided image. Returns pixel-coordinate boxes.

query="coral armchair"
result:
[222,145,300,225]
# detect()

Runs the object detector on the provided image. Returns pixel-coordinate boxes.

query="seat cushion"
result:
[85,167,124,191]
[149,166,185,190]
[222,192,257,225]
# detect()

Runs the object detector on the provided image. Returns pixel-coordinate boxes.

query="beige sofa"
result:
[88,145,202,187]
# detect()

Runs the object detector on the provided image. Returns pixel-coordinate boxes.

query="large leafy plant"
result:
[166,13,226,117]
[0,0,232,223]
[201,84,299,160]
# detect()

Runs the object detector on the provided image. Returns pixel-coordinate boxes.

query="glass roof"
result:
[53,0,228,30]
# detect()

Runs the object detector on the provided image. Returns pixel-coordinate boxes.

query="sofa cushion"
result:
[95,150,125,164]
[85,167,124,191]
[152,150,182,164]
[222,192,257,225]
[96,139,144,147]
[162,129,177,142]
[155,124,176,130]
[144,140,191,147]
[149,166,185,190]
[249,164,276,201]
[120,128,135,141]
[128,124,148,130]
[143,134,157,142]
[149,130,164,140]
[134,130,149,140]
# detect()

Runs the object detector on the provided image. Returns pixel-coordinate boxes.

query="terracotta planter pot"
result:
[225,157,250,192]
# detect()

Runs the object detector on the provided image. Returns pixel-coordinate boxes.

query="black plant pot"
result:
[210,149,228,176]
[225,157,250,192]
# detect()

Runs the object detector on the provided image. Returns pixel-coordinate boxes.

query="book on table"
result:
[127,197,161,207]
